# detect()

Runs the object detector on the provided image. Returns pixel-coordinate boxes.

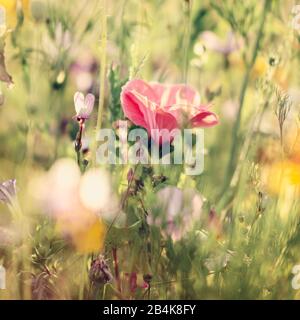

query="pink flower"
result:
[120,79,218,144]
[73,92,95,120]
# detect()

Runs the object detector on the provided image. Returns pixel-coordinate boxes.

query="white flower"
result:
[44,22,72,61]
[74,91,95,120]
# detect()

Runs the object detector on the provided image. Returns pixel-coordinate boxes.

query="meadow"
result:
[0,0,300,300]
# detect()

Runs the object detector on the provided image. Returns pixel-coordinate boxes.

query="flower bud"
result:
[89,255,113,285]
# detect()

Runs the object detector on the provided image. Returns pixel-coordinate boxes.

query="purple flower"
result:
[0,179,17,204]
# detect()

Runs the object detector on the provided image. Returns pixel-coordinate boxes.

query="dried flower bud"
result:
[89,255,113,285]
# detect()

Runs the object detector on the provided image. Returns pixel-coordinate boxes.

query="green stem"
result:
[182,0,192,83]
[220,0,271,197]
[92,1,107,167]
[79,254,88,300]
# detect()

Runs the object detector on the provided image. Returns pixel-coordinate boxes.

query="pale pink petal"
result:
[84,93,95,115]
[150,83,201,107]
[74,92,85,115]
[201,31,243,55]
[200,31,223,52]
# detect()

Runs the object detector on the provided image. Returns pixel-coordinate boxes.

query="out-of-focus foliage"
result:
[0,0,300,300]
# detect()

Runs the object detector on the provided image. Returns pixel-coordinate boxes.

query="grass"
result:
[0,0,300,300]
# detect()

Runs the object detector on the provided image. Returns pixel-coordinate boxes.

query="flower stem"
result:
[112,247,121,293]
[75,119,85,168]
[79,254,88,300]
[92,0,107,167]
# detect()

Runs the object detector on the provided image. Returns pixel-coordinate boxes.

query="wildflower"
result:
[0,0,29,31]
[121,79,218,144]
[73,91,95,121]
[34,158,119,253]
[44,22,72,62]
[251,56,268,78]
[89,255,113,284]
[149,186,203,241]
[0,179,17,204]
[70,219,106,254]
[0,6,14,88]
[200,31,243,56]
[0,6,6,37]
[73,91,95,153]
[221,99,239,121]
[79,168,112,212]
[264,160,300,194]
[70,52,98,92]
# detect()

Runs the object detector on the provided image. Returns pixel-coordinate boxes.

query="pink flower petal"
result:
[121,91,150,129]
[190,110,219,127]
[123,79,159,104]
[74,92,85,115]
[150,83,201,107]
[152,110,178,144]
[120,79,219,143]
[84,93,95,115]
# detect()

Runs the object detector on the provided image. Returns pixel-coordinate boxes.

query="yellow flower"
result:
[228,54,268,79]
[289,163,300,185]
[263,160,300,221]
[71,219,106,254]
[34,158,117,254]
[264,161,300,195]
[0,0,29,30]
[228,51,243,68]
[251,56,268,78]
